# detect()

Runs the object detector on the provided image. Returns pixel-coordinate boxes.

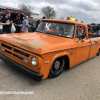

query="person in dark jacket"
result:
[36,20,40,29]
[0,12,11,34]
[93,25,96,33]
[36,16,45,29]
[13,14,22,33]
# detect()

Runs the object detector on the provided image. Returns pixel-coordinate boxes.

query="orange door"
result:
[89,39,99,59]
[75,39,91,66]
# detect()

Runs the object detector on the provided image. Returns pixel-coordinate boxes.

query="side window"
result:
[63,24,75,38]
[75,26,86,38]
[75,26,78,38]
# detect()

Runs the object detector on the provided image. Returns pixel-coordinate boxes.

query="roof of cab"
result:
[42,19,87,27]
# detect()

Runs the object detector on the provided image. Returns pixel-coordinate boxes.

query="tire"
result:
[49,57,65,78]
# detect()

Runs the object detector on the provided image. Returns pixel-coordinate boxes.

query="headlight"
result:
[31,57,37,66]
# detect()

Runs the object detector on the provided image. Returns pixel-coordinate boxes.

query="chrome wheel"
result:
[54,61,60,69]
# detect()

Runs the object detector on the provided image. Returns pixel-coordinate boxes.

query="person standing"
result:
[96,24,100,35]
[0,12,11,34]
[36,20,40,29]
[75,19,78,22]
[90,26,93,33]
[13,14,22,33]
[21,17,25,32]
[93,25,96,33]
[23,17,25,21]
[22,16,30,33]
[36,16,45,29]
[67,17,70,20]
[22,17,25,24]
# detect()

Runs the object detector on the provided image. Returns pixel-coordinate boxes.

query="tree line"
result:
[18,4,56,19]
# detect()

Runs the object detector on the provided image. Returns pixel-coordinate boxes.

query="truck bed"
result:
[89,34,100,38]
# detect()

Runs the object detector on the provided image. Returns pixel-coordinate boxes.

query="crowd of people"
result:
[66,17,78,22]
[0,12,31,34]
[1,12,100,36]
[88,24,100,35]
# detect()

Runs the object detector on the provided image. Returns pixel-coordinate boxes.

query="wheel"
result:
[97,49,100,56]
[49,58,65,78]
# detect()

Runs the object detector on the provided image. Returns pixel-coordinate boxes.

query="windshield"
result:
[36,21,75,38]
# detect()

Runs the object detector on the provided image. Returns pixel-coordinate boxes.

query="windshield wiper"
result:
[45,32,51,34]
[35,30,43,33]
[44,31,53,35]
[35,30,40,32]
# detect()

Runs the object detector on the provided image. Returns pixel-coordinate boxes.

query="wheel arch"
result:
[50,52,70,70]
[48,53,70,78]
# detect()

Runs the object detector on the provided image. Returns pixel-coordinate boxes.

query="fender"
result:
[49,52,70,70]
[41,51,71,79]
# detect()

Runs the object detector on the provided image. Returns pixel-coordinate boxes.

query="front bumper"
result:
[0,53,43,81]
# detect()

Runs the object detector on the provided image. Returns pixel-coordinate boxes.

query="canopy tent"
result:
[0,9,26,21]
[64,16,79,22]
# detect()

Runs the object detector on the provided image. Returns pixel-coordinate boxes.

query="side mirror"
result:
[79,34,85,40]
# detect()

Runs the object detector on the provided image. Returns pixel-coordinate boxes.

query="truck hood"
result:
[0,32,72,55]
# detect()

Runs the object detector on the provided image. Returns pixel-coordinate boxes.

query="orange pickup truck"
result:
[0,19,100,81]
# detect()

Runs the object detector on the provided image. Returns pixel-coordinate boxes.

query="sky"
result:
[0,0,100,24]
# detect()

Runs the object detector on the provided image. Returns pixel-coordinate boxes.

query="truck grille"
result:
[1,43,12,50]
[13,49,29,57]
[0,42,30,63]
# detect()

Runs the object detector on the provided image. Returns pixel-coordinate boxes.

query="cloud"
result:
[0,0,100,23]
